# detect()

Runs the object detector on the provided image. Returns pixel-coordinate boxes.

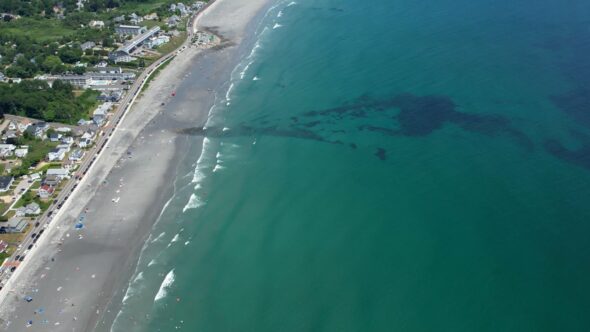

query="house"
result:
[49,132,62,142]
[38,184,54,199]
[176,2,189,16]
[69,149,85,161]
[25,122,49,139]
[113,15,125,23]
[80,41,96,51]
[144,13,158,20]
[14,147,28,158]
[147,35,170,48]
[96,61,108,68]
[93,102,111,125]
[98,90,123,102]
[46,168,69,180]
[0,144,16,157]
[89,20,105,29]
[7,121,16,131]
[192,1,205,10]
[61,136,74,145]
[128,13,143,24]
[29,173,41,181]
[25,202,41,215]
[115,25,147,36]
[0,240,7,253]
[0,176,13,192]
[56,127,72,134]
[167,15,181,27]
[0,217,27,233]
[3,130,17,140]
[78,138,92,148]
[56,144,71,152]
[43,174,60,186]
[17,121,30,133]
[47,148,66,162]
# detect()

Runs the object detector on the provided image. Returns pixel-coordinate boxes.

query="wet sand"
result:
[0,0,272,330]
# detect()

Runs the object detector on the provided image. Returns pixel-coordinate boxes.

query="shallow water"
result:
[110,0,590,331]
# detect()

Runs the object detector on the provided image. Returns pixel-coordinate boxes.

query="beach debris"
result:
[91,274,96,279]
[26,320,33,327]
[75,223,84,230]
[57,286,62,292]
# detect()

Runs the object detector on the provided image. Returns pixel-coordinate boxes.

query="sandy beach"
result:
[0,0,272,330]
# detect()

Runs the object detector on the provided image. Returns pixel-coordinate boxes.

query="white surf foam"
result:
[154,269,175,302]
[253,76,261,81]
[151,232,166,243]
[277,10,283,17]
[273,23,283,29]
[287,1,297,7]
[183,193,204,212]
[171,233,180,243]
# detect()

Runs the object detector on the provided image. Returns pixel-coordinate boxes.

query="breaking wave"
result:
[154,269,175,302]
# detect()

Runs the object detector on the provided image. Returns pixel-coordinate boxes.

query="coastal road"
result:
[0,12,198,285]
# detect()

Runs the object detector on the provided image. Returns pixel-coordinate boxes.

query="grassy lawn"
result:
[0,18,77,42]
[0,223,30,244]
[156,31,186,56]
[118,0,168,14]
[0,252,9,266]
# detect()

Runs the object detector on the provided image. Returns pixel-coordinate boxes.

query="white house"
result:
[0,144,16,157]
[89,20,105,29]
[14,147,28,158]
[46,168,70,180]
[47,148,66,161]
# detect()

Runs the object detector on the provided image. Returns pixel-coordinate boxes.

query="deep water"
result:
[110,0,590,331]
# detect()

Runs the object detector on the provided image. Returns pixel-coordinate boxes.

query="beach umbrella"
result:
[24,296,33,302]
[75,223,84,229]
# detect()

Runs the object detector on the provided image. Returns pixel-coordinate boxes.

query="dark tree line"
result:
[0,80,96,123]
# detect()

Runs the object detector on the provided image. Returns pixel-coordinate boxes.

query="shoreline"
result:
[0,0,274,330]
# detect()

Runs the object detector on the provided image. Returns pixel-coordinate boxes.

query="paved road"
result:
[0,13,197,284]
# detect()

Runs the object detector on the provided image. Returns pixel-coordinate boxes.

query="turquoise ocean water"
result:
[110,0,590,331]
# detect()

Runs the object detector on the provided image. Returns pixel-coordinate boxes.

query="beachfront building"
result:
[46,168,70,181]
[69,149,85,161]
[110,26,161,63]
[146,35,170,48]
[115,25,147,36]
[38,184,54,199]
[0,176,13,192]
[15,202,41,217]
[0,217,27,233]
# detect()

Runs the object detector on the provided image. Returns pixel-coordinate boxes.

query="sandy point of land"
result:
[0,0,273,331]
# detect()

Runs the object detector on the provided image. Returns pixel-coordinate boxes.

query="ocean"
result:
[109,0,590,331]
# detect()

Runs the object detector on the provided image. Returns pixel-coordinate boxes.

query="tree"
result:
[72,66,86,75]
[41,55,63,73]
[58,47,83,64]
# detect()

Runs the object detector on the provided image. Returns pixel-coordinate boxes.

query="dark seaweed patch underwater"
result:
[179,93,535,161]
